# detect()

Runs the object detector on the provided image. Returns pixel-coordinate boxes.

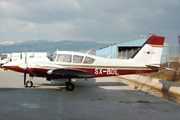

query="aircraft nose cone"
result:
[2,63,12,69]
[2,61,27,73]
[2,63,21,72]
[2,64,8,69]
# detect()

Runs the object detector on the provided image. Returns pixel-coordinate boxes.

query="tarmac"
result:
[0,71,180,120]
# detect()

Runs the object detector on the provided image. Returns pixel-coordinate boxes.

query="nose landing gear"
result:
[24,76,34,88]
[25,80,33,87]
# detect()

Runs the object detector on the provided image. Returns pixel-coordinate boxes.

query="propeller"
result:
[24,69,27,85]
[24,48,27,86]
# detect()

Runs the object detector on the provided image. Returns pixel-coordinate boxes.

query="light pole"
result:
[140,32,153,40]
[178,35,180,62]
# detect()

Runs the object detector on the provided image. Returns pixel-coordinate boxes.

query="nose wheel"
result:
[25,80,33,87]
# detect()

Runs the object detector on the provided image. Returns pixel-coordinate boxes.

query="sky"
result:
[0,0,179,45]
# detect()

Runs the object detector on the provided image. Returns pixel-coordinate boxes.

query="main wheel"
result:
[25,81,33,87]
[66,82,75,91]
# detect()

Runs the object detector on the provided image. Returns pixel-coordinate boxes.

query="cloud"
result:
[0,0,179,45]
[0,0,83,23]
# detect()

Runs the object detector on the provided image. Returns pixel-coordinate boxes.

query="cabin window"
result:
[83,57,95,64]
[57,54,72,63]
[73,55,84,63]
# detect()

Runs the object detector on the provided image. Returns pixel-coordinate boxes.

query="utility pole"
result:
[178,35,180,62]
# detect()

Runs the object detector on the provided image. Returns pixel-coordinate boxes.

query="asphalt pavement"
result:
[0,71,180,120]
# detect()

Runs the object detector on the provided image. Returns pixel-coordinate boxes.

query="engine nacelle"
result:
[50,78,77,84]
[50,79,69,84]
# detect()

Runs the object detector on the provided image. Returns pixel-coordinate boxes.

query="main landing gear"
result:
[65,79,75,91]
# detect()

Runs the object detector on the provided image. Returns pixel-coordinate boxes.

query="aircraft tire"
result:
[66,82,75,91]
[26,81,33,87]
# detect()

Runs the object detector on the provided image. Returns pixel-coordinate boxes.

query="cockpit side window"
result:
[57,54,72,63]
[83,57,95,64]
[73,55,84,63]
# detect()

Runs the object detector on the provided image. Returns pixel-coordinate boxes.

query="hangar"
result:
[96,38,169,63]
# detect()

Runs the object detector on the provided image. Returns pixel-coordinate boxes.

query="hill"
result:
[0,40,109,53]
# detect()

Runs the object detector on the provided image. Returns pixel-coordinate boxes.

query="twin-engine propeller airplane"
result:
[3,35,167,91]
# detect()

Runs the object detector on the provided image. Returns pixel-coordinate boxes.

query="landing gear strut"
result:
[65,79,75,91]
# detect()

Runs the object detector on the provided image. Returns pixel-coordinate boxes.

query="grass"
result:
[152,73,177,81]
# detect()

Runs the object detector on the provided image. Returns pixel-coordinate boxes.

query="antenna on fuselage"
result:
[107,54,112,59]
[86,49,92,54]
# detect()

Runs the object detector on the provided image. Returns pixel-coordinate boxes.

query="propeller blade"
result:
[24,69,27,85]
[24,47,27,86]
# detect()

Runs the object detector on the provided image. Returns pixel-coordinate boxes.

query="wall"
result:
[96,39,169,63]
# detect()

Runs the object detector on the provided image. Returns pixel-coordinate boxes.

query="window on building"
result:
[57,54,72,63]
[73,55,84,63]
[83,57,95,64]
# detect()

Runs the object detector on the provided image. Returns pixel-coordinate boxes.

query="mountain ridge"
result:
[0,40,109,53]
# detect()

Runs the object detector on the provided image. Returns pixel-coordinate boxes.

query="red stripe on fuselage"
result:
[29,68,50,77]
[3,66,32,74]
[29,67,153,78]
[5,66,153,78]
[74,68,153,77]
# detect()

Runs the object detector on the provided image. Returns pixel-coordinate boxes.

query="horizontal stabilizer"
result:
[146,65,176,72]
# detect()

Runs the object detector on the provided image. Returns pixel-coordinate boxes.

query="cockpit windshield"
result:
[52,53,57,61]
[46,52,57,61]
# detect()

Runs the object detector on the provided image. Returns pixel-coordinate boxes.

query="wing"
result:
[47,68,94,78]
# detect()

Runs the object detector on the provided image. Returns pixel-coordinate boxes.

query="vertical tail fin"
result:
[131,34,165,65]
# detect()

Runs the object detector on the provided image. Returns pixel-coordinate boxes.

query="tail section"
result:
[131,34,165,65]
